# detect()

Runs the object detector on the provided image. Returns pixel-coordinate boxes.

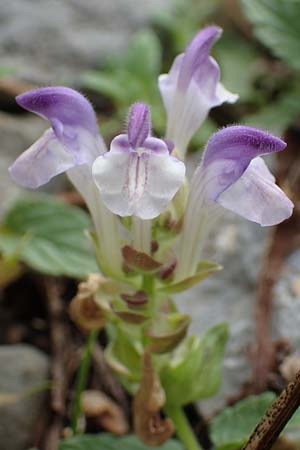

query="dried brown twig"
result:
[92,343,130,417]
[243,369,300,450]
[43,278,77,450]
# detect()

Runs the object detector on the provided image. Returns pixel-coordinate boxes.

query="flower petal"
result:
[16,87,99,135]
[128,103,151,149]
[158,27,238,156]
[16,87,105,167]
[92,148,185,220]
[217,157,293,226]
[202,126,287,201]
[175,126,292,281]
[9,129,75,188]
[177,26,222,90]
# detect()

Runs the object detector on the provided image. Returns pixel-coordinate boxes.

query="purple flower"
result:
[159,26,238,157]
[10,87,105,188]
[176,126,294,280]
[9,87,124,276]
[92,103,185,220]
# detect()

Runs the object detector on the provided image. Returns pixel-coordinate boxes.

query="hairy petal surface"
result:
[10,87,105,188]
[128,103,151,148]
[176,126,293,280]
[159,27,237,156]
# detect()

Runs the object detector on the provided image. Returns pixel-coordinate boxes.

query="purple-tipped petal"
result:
[218,157,293,226]
[127,103,150,149]
[11,87,105,188]
[177,26,221,91]
[158,26,238,156]
[176,126,293,280]
[202,126,287,201]
[16,87,98,135]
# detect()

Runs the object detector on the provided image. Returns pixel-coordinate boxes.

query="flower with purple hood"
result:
[9,26,293,283]
[159,26,238,158]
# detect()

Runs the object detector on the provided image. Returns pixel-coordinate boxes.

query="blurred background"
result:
[0,1,299,449]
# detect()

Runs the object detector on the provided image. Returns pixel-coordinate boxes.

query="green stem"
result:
[142,274,154,297]
[165,404,203,450]
[71,329,99,434]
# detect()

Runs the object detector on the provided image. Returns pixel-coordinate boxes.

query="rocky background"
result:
[0,1,299,450]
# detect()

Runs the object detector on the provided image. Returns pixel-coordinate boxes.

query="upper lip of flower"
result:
[158,26,238,157]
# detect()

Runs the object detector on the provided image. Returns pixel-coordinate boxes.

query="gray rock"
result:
[0,344,50,450]
[0,112,46,218]
[0,0,173,85]
[0,112,47,163]
[272,250,300,350]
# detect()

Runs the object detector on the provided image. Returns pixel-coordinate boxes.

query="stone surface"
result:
[0,0,173,85]
[272,250,300,350]
[0,344,50,450]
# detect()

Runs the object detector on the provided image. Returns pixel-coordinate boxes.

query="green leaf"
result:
[0,66,15,77]
[153,0,220,55]
[148,313,190,354]
[161,323,229,406]
[214,34,262,102]
[123,30,162,78]
[83,72,127,103]
[159,262,222,294]
[243,86,300,134]
[105,325,142,393]
[241,0,300,70]
[211,391,300,449]
[58,433,183,450]
[211,392,276,450]
[0,195,98,278]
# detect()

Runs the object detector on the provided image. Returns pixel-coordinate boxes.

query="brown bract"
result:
[69,274,107,332]
[133,352,174,446]
[122,245,162,273]
[81,390,129,435]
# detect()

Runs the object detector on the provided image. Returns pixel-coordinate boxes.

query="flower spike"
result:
[159,26,238,157]
[92,103,186,220]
